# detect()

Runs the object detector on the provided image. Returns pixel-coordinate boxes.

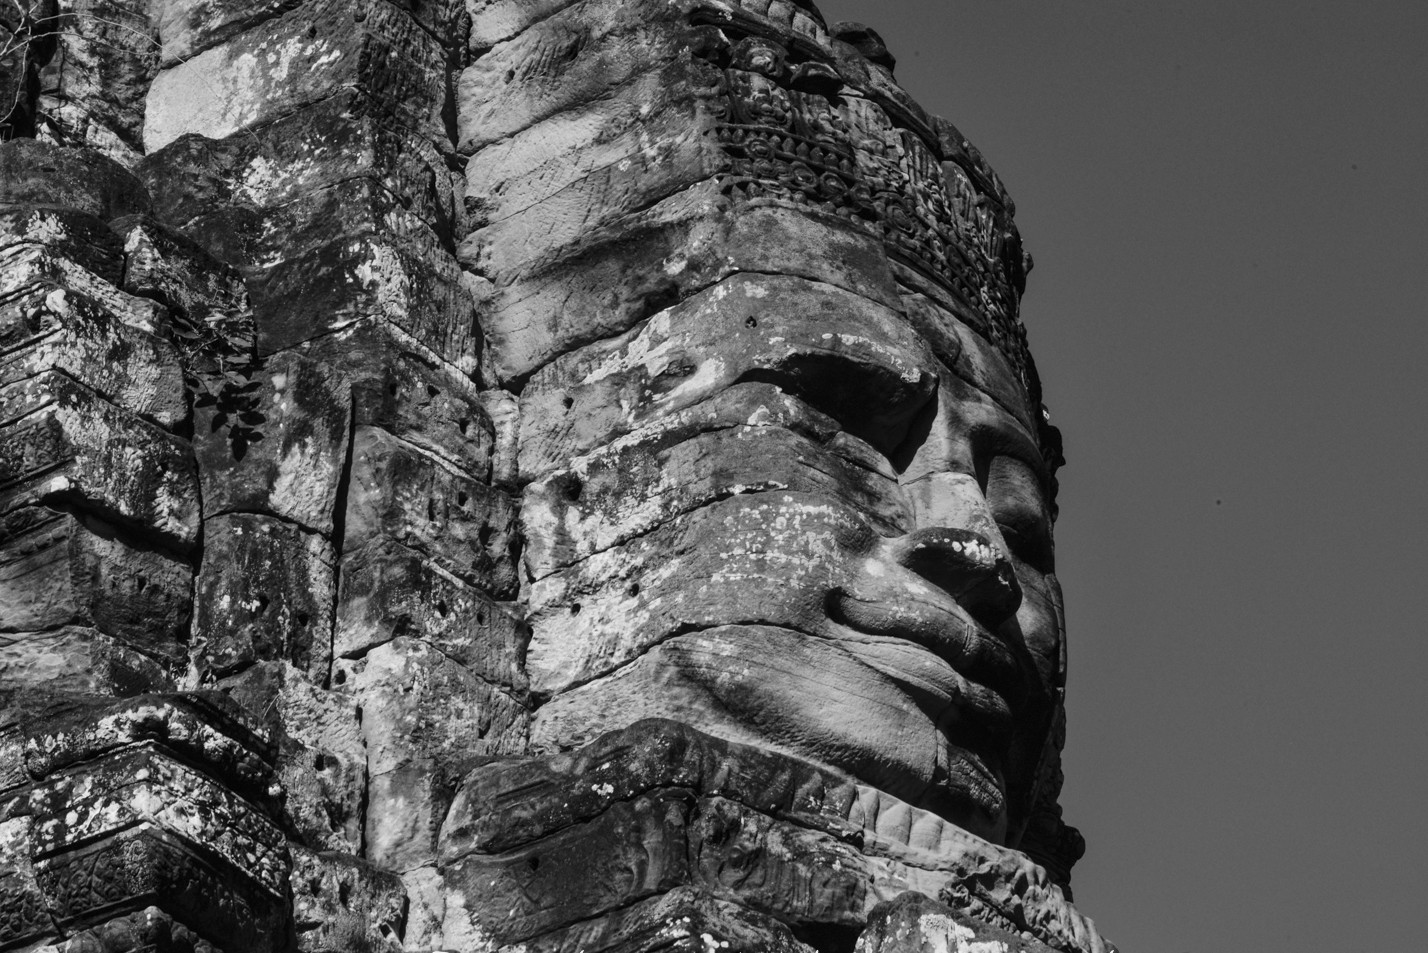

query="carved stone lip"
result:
[826,585,1027,726]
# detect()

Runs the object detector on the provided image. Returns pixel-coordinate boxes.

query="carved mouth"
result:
[827,586,1028,724]
[825,582,1032,822]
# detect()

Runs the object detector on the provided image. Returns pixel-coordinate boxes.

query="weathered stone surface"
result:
[857,892,1060,953]
[291,845,406,953]
[516,272,930,476]
[334,637,528,872]
[0,1,1109,948]
[335,538,527,689]
[349,343,496,480]
[34,824,287,952]
[195,350,351,532]
[441,721,1106,953]
[0,139,150,218]
[521,418,910,578]
[0,372,198,547]
[0,207,125,284]
[0,284,188,428]
[0,240,169,335]
[0,506,191,657]
[461,69,719,237]
[344,425,519,592]
[248,225,479,369]
[224,663,366,852]
[143,0,447,152]
[456,0,711,154]
[114,213,250,322]
[520,887,820,953]
[0,626,176,695]
[473,192,903,383]
[190,513,336,679]
[140,89,459,239]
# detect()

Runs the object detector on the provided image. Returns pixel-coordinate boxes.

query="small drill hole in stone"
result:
[437,599,449,617]
[458,417,470,435]
[628,582,641,597]
[427,384,440,398]
[457,490,468,507]
[135,575,147,593]
[570,603,582,615]
[298,612,311,627]
[746,316,758,328]
[427,498,438,521]
[478,524,494,546]
[477,610,486,625]
[388,382,399,397]
[334,669,347,685]
[562,395,574,410]
[254,593,270,615]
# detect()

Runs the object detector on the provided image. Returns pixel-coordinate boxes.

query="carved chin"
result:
[529,623,1013,842]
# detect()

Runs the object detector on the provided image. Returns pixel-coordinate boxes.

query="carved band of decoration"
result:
[0,693,286,950]
[34,825,285,952]
[440,720,1104,953]
[695,26,1036,397]
[26,744,288,894]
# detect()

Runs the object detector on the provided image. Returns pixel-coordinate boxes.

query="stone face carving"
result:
[0,1,1107,951]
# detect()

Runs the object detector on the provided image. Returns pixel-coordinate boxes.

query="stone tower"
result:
[0,0,1110,950]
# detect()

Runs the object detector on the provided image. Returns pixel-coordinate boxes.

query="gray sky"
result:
[815,1,1428,949]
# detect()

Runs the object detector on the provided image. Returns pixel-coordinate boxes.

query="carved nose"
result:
[883,528,1022,628]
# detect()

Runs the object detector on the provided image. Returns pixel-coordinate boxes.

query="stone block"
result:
[516,272,932,477]
[139,89,458,237]
[856,892,1061,953]
[15,691,277,790]
[349,343,495,480]
[0,506,191,658]
[0,372,199,548]
[0,139,151,219]
[520,494,866,698]
[478,196,903,383]
[335,538,526,689]
[143,0,447,152]
[466,0,581,52]
[460,64,723,240]
[195,350,351,533]
[223,663,366,852]
[333,637,528,871]
[290,846,406,953]
[439,791,694,945]
[190,513,336,678]
[248,231,478,370]
[33,0,158,164]
[456,0,709,153]
[521,420,909,578]
[0,626,176,696]
[0,286,187,429]
[0,241,169,336]
[343,425,519,592]
[0,207,125,285]
[113,214,250,322]
[156,0,465,66]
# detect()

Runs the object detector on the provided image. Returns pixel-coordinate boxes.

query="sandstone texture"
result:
[0,1,1109,951]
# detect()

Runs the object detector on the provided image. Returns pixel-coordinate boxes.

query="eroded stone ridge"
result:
[1,0,1107,950]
